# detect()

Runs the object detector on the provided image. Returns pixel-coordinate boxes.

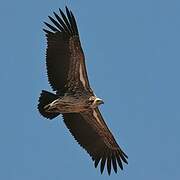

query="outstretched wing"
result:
[63,108,128,175]
[44,7,92,94]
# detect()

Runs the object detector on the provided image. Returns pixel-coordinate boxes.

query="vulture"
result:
[38,7,128,175]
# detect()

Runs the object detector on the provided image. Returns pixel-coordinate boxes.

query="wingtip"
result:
[120,153,128,164]
[44,22,59,32]
[100,157,106,174]
[65,6,69,12]
[94,157,101,168]
[53,11,57,16]
[123,151,128,159]
[107,157,111,175]
[112,153,117,173]
[43,28,51,34]
[59,8,64,16]
[116,152,123,170]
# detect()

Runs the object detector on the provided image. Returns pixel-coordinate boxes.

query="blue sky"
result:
[0,0,180,179]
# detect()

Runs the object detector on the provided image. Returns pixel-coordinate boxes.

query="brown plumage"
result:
[38,7,128,175]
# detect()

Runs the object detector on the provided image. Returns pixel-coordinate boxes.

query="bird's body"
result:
[37,7,128,175]
[44,93,103,113]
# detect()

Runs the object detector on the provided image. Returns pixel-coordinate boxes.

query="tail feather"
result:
[38,90,60,119]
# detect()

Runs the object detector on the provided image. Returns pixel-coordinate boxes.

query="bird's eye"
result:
[89,99,94,102]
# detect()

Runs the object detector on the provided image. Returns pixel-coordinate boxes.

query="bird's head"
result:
[89,96,104,108]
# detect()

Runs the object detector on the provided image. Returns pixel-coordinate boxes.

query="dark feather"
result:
[43,28,53,34]
[122,150,128,159]
[107,156,112,175]
[70,11,79,35]
[59,8,73,34]
[53,12,70,34]
[112,153,117,173]
[94,156,101,168]
[65,7,76,34]
[48,16,63,31]
[119,150,128,164]
[116,153,123,170]
[44,22,59,32]
[38,90,60,119]
[100,156,106,174]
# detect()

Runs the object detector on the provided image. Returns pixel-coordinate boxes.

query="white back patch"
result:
[79,63,86,88]
[93,110,103,126]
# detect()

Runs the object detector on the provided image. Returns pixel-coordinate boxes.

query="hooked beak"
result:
[95,98,104,105]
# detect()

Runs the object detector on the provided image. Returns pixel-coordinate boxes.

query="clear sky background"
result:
[0,0,180,179]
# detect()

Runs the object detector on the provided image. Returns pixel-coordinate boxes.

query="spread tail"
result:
[38,90,60,119]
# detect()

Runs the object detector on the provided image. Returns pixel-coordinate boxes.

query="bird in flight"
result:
[38,7,128,175]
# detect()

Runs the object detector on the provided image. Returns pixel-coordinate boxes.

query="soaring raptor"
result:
[38,7,128,175]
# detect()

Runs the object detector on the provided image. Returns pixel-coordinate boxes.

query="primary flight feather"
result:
[38,7,128,175]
